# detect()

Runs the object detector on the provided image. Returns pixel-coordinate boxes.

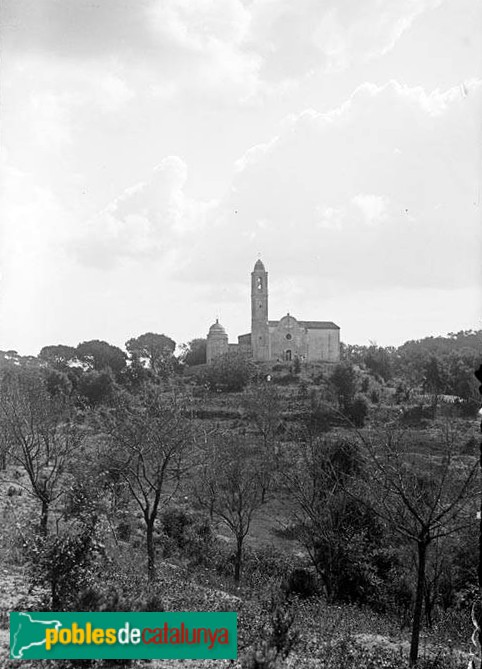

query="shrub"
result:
[25,527,102,610]
[201,352,255,392]
[76,370,115,407]
[311,372,324,386]
[461,436,477,455]
[311,637,408,669]
[272,373,299,386]
[116,519,132,542]
[345,395,369,427]
[241,599,298,669]
[282,568,318,599]
[161,507,193,549]
[1,498,33,565]
[399,404,435,425]
[455,398,479,418]
[329,363,357,410]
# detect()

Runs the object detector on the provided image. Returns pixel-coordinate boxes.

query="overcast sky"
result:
[1,0,481,355]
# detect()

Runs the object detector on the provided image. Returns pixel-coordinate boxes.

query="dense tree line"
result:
[342,330,481,401]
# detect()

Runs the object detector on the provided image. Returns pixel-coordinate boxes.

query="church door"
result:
[285,350,292,361]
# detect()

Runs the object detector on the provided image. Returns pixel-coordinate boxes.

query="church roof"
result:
[208,319,227,334]
[300,321,340,330]
[253,259,265,271]
[268,319,339,330]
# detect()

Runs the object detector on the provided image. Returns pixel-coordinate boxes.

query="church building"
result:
[206,260,340,364]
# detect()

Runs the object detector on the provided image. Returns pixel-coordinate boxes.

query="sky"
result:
[1,0,481,355]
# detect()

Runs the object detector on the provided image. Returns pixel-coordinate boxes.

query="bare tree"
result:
[194,434,264,582]
[356,424,478,667]
[103,387,193,580]
[0,368,84,535]
[242,383,283,502]
[282,435,370,601]
[242,383,282,451]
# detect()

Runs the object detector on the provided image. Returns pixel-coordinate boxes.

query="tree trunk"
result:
[146,520,156,581]
[410,539,428,667]
[424,584,433,629]
[471,434,482,669]
[40,499,49,536]
[234,538,243,582]
[51,577,59,610]
[321,572,333,603]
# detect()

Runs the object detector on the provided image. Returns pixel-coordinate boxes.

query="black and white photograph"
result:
[0,1,481,667]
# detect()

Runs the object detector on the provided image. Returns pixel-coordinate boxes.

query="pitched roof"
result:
[300,321,340,330]
[269,319,339,330]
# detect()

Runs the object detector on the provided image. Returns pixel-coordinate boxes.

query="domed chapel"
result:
[206,260,340,364]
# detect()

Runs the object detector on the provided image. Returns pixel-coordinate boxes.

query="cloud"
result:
[3,0,261,106]
[248,0,444,79]
[0,157,77,342]
[73,157,216,268]
[176,79,482,289]
[1,0,462,183]
[2,0,448,112]
[67,78,482,297]
[352,195,388,226]
[2,57,136,168]
[5,76,480,333]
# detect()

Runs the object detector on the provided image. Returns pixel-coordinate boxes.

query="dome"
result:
[254,259,265,271]
[208,319,227,335]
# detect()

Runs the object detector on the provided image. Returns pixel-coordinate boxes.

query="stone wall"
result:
[206,331,228,363]
[269,315,307,362]
[306,328,340,362]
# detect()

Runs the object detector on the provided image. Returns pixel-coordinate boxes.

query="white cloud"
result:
[2,57,136,164]
[2,0,451,119]
[178,79,482,289]
[1,0,480,354]
[248,0,444,79]
[3,0,261,109]
[148,0,252,49]
[62,78,482,297]
[0,158,77,352]
[73,156,217,268]
[352,194,388,226]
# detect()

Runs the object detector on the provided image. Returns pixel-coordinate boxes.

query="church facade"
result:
[206,260,340,364]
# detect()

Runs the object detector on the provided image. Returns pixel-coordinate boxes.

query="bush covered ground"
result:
[0,331,481,668]
[0,463,475,669]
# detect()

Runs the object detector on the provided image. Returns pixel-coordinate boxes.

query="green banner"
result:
[10,611,237,660]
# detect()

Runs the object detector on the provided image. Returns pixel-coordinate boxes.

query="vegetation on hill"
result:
[0,328,480,667]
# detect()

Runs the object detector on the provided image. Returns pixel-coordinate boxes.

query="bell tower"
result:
[251,259,270,361]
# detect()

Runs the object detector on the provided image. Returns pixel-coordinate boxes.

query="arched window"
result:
[285,350,292,361]
[256,277,263,291]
